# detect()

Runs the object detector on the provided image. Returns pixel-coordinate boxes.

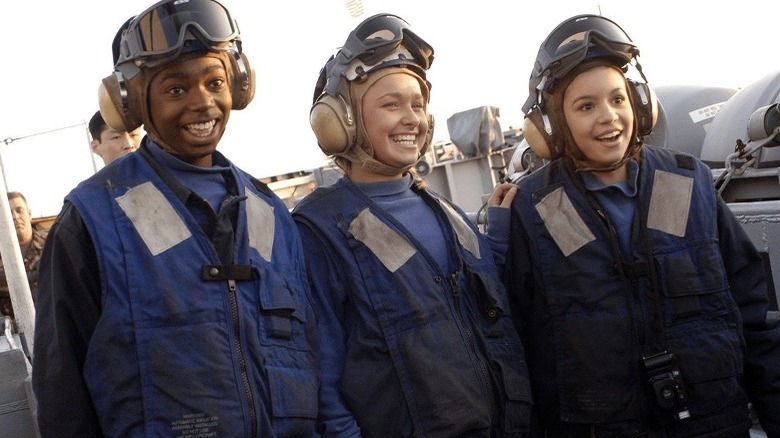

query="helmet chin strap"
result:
[348,144,416,176]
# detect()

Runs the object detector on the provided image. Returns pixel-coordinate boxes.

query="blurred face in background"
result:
[92,127,142,165]
[9,196,33,245]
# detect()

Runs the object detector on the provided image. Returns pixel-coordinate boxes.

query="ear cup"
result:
[523,105,562,160]
[98,72,143,132]
[628,79,658,137]
[310,93,355,154]
[230,52,255,110]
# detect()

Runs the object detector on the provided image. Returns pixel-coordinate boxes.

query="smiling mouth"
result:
[596,130,621,142]
[392,134,417,145]
[185,120,217,138]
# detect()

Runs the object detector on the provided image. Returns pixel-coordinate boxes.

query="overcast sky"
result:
[1,0,779,216]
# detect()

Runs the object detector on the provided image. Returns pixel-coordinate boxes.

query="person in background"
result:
[506,14,780,436]
[293,13,530,437]
[0,192,48,318]
[32,0,318,436]
[88,110,142,165]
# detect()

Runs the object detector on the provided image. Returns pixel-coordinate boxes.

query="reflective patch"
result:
[245,189,275,262]
[115,182,191,256]
[349,208,416,273]
[647,170,692,237]
[440,201,481,258]
[535,187,594,257]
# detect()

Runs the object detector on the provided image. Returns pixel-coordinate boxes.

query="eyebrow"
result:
[377,90,425,100]
[569,86,625,104]
[155,63,226,83]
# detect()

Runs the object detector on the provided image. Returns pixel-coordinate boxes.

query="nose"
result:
[598,101,620,123]
[189,86,216,110]
[400,105,422,126]
[118,134,132,147]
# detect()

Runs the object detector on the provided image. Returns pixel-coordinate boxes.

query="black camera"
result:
[642,352,691,423]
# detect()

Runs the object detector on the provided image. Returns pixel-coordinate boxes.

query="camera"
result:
[642,352,691,423]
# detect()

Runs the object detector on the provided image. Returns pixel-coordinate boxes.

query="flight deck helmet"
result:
[310,13,435,176]
[98,0,255,133]
[522,14,657,161]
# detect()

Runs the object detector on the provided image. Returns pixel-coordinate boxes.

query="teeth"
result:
[185,120,216,137]
[392,134,416,143]
[597,131,620,140]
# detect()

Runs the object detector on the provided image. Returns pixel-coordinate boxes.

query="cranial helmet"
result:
[522,14,658,162]
[98,0,255,134]
[310,13,436,176]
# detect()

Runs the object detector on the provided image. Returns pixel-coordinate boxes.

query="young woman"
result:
[507,13,780,437]
[293,13,531,437]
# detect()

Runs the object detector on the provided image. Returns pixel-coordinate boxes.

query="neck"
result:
[589,164,629,185]
[348,165,404,183]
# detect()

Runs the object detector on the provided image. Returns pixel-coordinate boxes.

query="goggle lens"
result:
[535,15,636,80]
[342,13,433,70]
[120,0,239,64]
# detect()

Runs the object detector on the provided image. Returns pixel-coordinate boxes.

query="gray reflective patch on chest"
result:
[349,208,416,273]
[535,187,595,257]
[440,201,481,259]
[115,182,192,256]
[245,189,275,262]
[647,170,692,237]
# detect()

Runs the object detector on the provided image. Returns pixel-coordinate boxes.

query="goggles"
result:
[339,13,433,69]
[116,0,240,67]
[318,13,434,97]
[524,14,640,112]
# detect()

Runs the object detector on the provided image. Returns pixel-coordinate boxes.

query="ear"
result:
[91,139,102,155]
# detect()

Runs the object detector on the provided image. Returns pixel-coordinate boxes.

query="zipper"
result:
[228,278,257,437]
[448,272,496,413]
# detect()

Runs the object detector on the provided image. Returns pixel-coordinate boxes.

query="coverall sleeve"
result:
[486,206,511,273]
[31,202,104,437]
[295,220,362,438]
[716,196,780,434]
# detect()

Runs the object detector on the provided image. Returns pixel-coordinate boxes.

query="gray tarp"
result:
[446,106,504,157]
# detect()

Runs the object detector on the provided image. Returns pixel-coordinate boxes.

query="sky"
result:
[1,0,779,217]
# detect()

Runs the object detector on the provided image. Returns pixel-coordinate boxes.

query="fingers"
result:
[488,182,518,208]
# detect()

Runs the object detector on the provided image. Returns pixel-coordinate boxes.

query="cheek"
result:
[564,111,588,139]
[364,109,390,138]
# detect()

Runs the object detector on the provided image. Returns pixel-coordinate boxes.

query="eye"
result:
[168,86,185,97]
[208,78,226,90]
[612,95,627,105]
[579,102,595,111]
